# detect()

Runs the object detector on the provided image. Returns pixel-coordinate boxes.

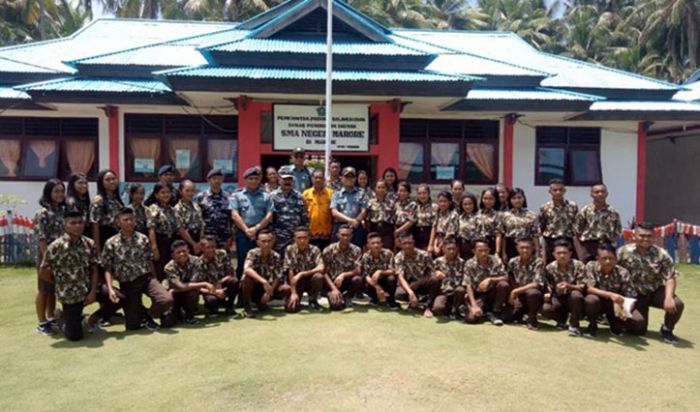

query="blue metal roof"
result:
[204,37,427,56]
[158,66,476,82]
[673,81,700,102]
[586,101,700,112]
[0,85,30,100]
[426,54,548,78]
[18,77,172,93]
[466,87,604,101]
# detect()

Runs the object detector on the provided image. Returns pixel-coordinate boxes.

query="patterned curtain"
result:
[0,140,20,177]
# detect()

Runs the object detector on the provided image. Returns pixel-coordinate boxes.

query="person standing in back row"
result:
[574,183,621,262]
[270,165,309,256]
[195,168,232,249]
[539,179,578,263]
[330,166,368,248]
[145,164,179,207]
[303,170,334,251]
[290,147,313,193]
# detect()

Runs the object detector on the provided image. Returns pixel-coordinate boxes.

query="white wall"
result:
[512,122,638,225]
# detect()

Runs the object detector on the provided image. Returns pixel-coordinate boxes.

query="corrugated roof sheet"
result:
[397,29,679,91]
[0,19,234,74]
[467,87,604,101]
[587,101,700,112]
[159,66,475,82]
[426,54,547,77]
[0,85,30,100]
[18,77,172,93]
[205,37,427,55]
[673,81,700,102]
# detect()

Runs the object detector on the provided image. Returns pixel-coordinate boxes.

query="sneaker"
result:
[610,328,624,337]
[527,321,539,331]
[48,315,60,331]
[36,322,56,336]
[185,316,198,325]
[344,296,353,308]
[448,311,457,321]
[584,324,598,338]
[487,312,504,326]
[82,316,105,334]
[225,308,241,318]
[244,309,256,318]
[308,299,322,311]
[387,301,400,311]
[556,322,568,330]
[144,319,160,331]
[660,325,679,344]
[568,326,582,337]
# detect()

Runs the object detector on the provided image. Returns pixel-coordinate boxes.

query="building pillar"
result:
[236,96,270,185]
[371,99,400,178]
[106,105,120,177]
[636,122,647,221]
[502,114,516,187]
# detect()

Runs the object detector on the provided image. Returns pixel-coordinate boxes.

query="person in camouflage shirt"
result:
[175,180,205,254]
[413,184,437,250]
[394,182,417,246]
[574,184,622,263]
[463,239,510,325]
[102,207,173,331]
[126,184,148,235]
[163,240,216,325]
[33,178,66,335]
[473,188,504,256]
[616,222,684,343]
[147,183,178,281]
[538,179,579,263]
[194,168,232,248]
[393,232,439,317]
[457,193,479,261]
[39,210,99,340]
[90,169,124,251]
[361,232,397,308]
[429,191,459,256]
[241,229,290,317]
[501,189,540,262]
[285,227,325,312]
[541,239,586,336]
[271,166,309,255]
[322,225,362,310]
[196,236,239,317]
[432,238,465,318]
[366,180,396,251]
[584,242,645,337]
[505,237,544,329]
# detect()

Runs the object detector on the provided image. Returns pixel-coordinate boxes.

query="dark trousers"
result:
[544,237,576,263]
[183,231,201,255]
[235,232,257,280]
[241,277,291,311]
[504,288,543,324]
[433,286,466,317]
[310,238,331,251]
[584,294,646,335]
[93,283,124,321]
[286,273,324,313]
[327,275,364,310]
[578,240,600,263]
[61,301,85,341]
[174,290,199,319]
[368,222,395,251]
[458,238,474,260]
[118,275,174,330]
[503,237,518,262]
[154,234,174,282]
[395,276,441,309]
[202,278,239,314]
[541,290,584,328]
[635,287,685,332]
[413,226,431,250]
[465,280,511,323]
[365,275,398,304]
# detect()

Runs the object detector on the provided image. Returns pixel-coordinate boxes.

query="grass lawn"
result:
[1,265,699,411]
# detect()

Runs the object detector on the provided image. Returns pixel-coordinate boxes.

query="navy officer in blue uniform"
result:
[330,166,368,248]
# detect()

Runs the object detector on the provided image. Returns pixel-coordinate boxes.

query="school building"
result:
[1,0,700,224]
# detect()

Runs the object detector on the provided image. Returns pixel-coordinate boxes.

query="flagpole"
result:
[324,0,333,180]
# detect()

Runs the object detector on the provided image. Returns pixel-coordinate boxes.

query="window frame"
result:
[399,119,499,184]
[534,127,602,187]
[0,117,99,182]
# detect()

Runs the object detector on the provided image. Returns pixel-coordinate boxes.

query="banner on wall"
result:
[273,104,369,152]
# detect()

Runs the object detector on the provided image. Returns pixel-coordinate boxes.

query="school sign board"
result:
[273,104,369,152]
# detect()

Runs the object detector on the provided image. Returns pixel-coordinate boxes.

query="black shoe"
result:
[527,321,539,331]
[448,311,457,320]
[185,316,198,325]
[610,328,624,337]
[487,312,503,326]
[556,322,568,330]
[308,300,322,311]
[144,319,160,331]
[225,308,241,318]
[344,296,353,308]
[244,309,256,318]
[660,325,679,344]
[36,322,56,336]
[584,324,598,338]
[568,326,582,337]
[387,301,400,311]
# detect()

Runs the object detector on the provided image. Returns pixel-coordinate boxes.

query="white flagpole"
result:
[324,0,333,180]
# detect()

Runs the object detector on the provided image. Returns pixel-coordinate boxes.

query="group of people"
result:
[33,147,685,345]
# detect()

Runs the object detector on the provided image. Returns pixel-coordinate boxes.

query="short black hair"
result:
[597,241,617,254]
[397,181,411,193]
[118,206,134,215]
[338,224,353,232]
[636,221,654,231]
[367,232,382,241]
[64,209,84,219]
[203,235,217,244]
[294,226,309,234]
[171,239,188,252]
[515,235,533,244]
[473,238,490,248]
[553,238,572,251]
[398,231,413,240]
[548,178,564,186]
[257,229,274,239]
[442,236,457,247]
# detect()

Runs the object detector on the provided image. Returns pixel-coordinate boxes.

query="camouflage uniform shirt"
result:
[473,208,504,239]
[358,249,394,278]
[101,231,153,283]
[392,249,433,282]
[394,199,417,227]
[244,248,284,282]
[89,194,122,229]
[132,203,149,234]
[463,255,507,287]
[195,250,234,284]
[584,261,634,296]
[502,208,540,239]
[367,196,396,225]
[147,203,177,237]
[164,255,199,290]
[414,201,437,228]
[330,186,367,220]
[322,242,362,279]
[544,259,586,295]
[434,255,465,293]
[33,204,65,244]
[507,256,544,287]
[539,199,578,239]
[616,243,678,296]
[194,189,232,246]
[575,203,622,242]
[41,234,98,304]
[271,188,309,252]
[284,244,322,274]
[457,212,478,241]
[174,200,205,236]
[434,209,459,237]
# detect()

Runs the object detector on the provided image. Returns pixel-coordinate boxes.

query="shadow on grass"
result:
[50,326,179,349]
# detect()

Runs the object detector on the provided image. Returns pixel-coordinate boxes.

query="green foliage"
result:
[1,0,699,82]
